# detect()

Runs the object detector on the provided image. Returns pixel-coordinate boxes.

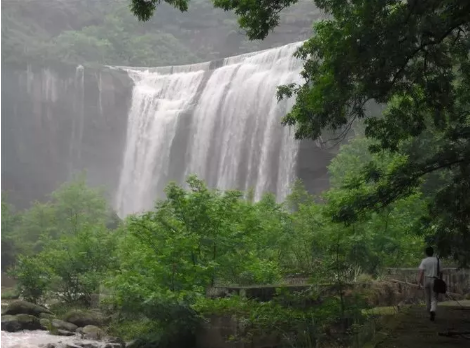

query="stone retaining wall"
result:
[384,268,470,294]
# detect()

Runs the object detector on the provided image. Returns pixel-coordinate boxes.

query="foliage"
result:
[131,0,470,265]
[108,176,288,307]
[2,0,314,67]
[12,224,117,305]
[10,255,51,303]
[49,13,200,66]
[324,137,427,270]
[107,318,160,343]
[4,172,425,344]
[6,174,117,305]
[103,171,425,343]
[1,194,19,269]
[8,173,112,257]
[43,225,117,305]
[1,0,202,66]
[1,289,20,300]
[193,290,367,347]
[132,0,303,40]
[276,1,470,265]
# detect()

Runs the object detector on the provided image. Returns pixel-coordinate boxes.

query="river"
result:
[1,330,110,348]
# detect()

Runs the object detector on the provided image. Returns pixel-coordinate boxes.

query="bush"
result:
[107,293,200,348]
[10,256,51,303]
[193,295,338,346]
[1,288,20,300]
[11,223,117,306]
[356,273,374,284]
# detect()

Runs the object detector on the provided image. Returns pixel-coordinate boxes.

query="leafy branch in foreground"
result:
[131,0,301,40]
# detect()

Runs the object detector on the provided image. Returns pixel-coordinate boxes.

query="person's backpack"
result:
[433,257,447,294]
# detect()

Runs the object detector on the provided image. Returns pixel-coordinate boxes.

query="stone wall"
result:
[384,268,470,295]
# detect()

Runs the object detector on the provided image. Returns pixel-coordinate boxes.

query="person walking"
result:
[417,246,443,321]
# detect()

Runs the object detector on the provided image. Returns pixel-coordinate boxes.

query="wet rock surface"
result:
[1,313,45,332]
[3,300,52,317]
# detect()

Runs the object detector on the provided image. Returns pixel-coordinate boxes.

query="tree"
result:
[12,224,117,305]
[131,0,301,40]
[2,194,19,270]
[131,0,470,265]
[10,173,114,256]
[325,137,427,271]
[276,1,470,265]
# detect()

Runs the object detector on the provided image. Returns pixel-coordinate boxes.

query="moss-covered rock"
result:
[1,313,45,331]
[2,315,22,332]
[51,318,78,332]
[63,309,105,327]
[81,325,105,340]
[40,312,56,320]
[56,329,75,336]
[39,318,51,329]
[3,300,52,316]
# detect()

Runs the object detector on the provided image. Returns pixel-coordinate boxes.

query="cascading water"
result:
[115,42,304,217]
[1,330,113,348]
[68,65,85,178]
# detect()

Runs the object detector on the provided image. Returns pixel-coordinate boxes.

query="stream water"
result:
[1,330,110,348]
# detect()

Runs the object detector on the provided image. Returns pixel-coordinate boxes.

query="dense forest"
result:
[2,0,470,347]
[1,0,318,67]
[2,135,427,346]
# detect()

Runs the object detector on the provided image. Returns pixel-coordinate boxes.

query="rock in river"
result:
[3,300,52,317]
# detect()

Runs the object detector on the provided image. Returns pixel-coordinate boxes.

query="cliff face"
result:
[2,52,334,212]
[1,63,133,208]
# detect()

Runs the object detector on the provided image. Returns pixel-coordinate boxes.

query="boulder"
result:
[52,318,78,332]
[2,315,22,332]
[16,313,45,330]
[3,300,52,316]
[40,318,51,329]
[81,325,105,340]
[106,337,126,348]
[63,310,105,327]
[1,313,44,331]
[57,329,75,336]
[40,312,56,320]
[66,342,101,348]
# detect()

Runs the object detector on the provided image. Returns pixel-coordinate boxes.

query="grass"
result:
[363,306,400,316]
[439,299,470,307]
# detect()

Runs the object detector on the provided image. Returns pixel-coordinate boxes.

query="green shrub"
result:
[10,256,51,303]
[356,273,374,284]
[1,288,20,300]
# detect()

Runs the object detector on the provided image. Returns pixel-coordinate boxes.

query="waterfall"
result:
[68,65,85,177]
[115,42,304,217]
[98,72,104,119]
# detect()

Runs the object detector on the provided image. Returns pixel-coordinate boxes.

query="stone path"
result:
[376,304,470,348]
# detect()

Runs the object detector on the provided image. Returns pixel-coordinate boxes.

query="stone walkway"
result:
[376,304,470,348]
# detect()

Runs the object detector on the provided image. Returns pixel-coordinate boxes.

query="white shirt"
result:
[418,256,442,278]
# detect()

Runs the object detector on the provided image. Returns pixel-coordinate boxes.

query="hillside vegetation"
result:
[1,0,319,67]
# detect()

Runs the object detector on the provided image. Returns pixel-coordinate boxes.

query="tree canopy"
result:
[131,0,470,266]
[3,146,430,345]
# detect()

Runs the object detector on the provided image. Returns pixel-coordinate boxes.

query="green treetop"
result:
[130,0,470,265]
